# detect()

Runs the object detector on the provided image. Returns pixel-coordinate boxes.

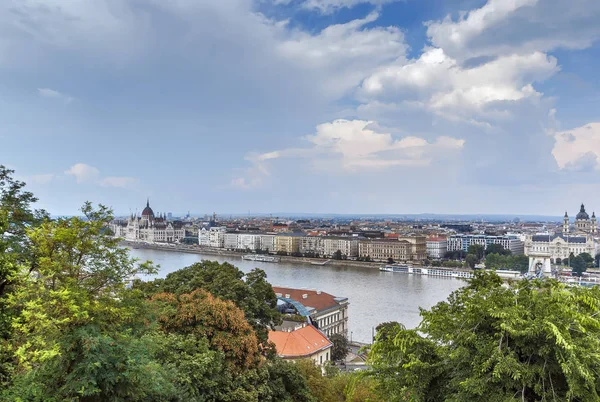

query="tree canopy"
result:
[369,272,600,401]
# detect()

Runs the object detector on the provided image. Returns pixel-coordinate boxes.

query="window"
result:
[320,355,323,364]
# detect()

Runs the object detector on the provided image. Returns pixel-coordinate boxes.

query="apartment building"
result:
[275,233,304,254]
[447,234,524,255]
[223,233,239,250]
[426,236,447,259]
[237,232,261,251]
[259,234,276,252]
[358,236,426,262]
[300,236,324,255]
[322,237,359,258]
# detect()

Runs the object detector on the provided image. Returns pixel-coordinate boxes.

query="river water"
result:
[128,248,465,343]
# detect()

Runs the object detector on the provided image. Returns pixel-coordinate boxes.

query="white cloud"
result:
[276,12,407,98]
[426,0,600,60]
[100,176,137,188]
[64,163,100,183]
[234,119,465,187]
[300,0,402,14]
[37,88,74,104]
[361,49,558,117]
[553,123,600,171]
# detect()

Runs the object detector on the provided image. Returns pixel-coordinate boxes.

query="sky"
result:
[2,0,600,216]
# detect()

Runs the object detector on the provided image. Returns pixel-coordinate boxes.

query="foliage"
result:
[579,252,594,266]
[467,244,484,260]
[596,253,600,268]
[444,250,466,260]
[485,244,511,256]
[330,334,349,362]
[333,250,343,260]
[152,289,260,370]
[387,257,395,264]
[484,253,529,273]
[0,166,49,387]
[465,254,478,268]
[369,271,600,401]
[136,260,281,346]
[571,255,587,276]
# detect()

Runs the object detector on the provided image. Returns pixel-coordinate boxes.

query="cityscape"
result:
[4,0,600,399]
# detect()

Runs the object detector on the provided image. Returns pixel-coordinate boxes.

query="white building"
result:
[447,234,524,255]
[224,233,239,250]
[300,236,324,256]
[524,234,596,262]
[237,233,261,251]
[199,226,227,248]
[322,237,359,258]
[110,200,185,243]
[259,234,276,253]
[426,237,447,259]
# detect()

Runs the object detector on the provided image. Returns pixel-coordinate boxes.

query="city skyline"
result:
[3,0,600,215]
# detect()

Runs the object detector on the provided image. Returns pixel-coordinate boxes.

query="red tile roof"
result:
[268,325,332,358]
[272,287,345,312]
[427,236,447,241]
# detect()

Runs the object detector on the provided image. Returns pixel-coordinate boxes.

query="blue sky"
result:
[2,0,600,216]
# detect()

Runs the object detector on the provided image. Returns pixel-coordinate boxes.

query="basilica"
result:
[110,200,185,243]
[524,203,597,263]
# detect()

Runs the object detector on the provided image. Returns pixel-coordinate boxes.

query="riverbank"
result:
[120,240,386,270]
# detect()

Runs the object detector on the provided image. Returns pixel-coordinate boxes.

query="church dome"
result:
[141,199,154,217]
[576,203,589,220]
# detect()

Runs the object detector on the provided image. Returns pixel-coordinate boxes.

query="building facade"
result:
[358,236,426,261]
[110,200,185,243]
[300,236,325,256]
[564,204,597,235]
[268,324,332,366]
[322,237,359,258]
[275,234,304,254]
[223,233,239,250]
[273,287,349,338]
[447,234,524,255]
[426,237,447,259]
[237,233,261,251]
[259,234,276,252]
[524,234,596,261]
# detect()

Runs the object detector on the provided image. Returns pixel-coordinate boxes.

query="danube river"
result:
[129,248,465,343]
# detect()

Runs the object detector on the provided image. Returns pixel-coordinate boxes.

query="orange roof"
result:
[427,236,447,241]
[268,325,332,358]
[273,287,346,312]
[385,233,400,238]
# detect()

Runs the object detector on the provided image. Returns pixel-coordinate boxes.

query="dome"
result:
[141,199,154,217]
[576,203,589,220]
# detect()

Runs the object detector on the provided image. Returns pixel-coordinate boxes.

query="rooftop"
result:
[273,286,347,313]
[268,325,332,358]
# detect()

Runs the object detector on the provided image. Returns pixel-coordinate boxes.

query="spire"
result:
[564,211,568,218]
[581,203,586,212]
[146,197,150,208]
[593,211,596,219]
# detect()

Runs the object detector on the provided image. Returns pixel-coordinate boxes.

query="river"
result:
[128,248,465,343]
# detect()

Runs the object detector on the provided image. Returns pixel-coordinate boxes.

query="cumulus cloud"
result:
[100,176,138,188]
[300,0,402,14]
[233,119,465,187]
[361,49,558,117]
[65,163,100,183]
[553,123,600,171]
[426,0,600,60]
[37,88,74,104]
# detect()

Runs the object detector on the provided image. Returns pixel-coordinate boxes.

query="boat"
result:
[242,254,280,263]
[379,264,474,279]
[311,260,329,266]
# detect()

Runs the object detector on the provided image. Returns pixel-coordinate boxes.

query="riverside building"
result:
[447,234,524,255]
[358,236,426,262]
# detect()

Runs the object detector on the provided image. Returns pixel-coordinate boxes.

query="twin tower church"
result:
[563,203,597,235]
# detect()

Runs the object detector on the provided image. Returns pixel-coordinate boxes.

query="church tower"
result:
[592,212,597,234]
[563,211,569,234]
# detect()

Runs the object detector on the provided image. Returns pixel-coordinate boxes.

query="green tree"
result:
[485,243,511,256]
[579,252,594,266]
[387,257,395,264]
[333,250,343,260]
[369,272,600,401]
[329,334,349,362]
[465,254,478,268]
[467,244,484,260]
[571,255,587,276]
[136,260,281,346]
[595,253,600,268]
[0,166,49,387]
[6,203,165,401]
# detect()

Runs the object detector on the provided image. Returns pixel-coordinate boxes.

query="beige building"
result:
[300,236,324,255]
[275,234,304,254]
[323,237,359,258]
[359,236,426,262]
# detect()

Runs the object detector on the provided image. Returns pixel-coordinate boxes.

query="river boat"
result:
[380,264,474,279]
[242,254,280,263]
